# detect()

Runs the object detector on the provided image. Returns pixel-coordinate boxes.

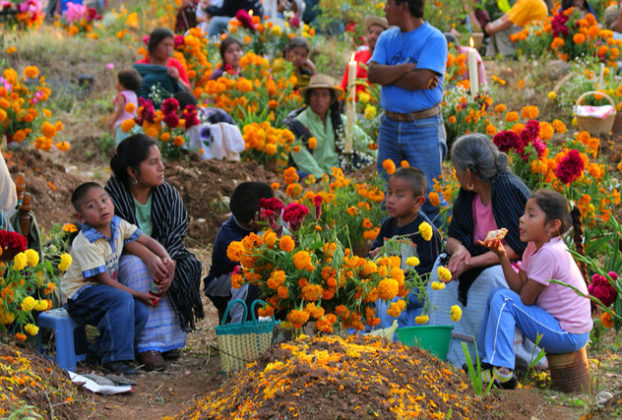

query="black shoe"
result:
[103,361,139,376]
[162,349,181,360]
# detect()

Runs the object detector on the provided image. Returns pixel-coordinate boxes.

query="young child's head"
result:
[219,37,243,69]
[386,166,427,220]
[117,69,142,92]
[71,182,115,230]
[520,190,572,244]
[229,182,274,230]
[284,37,310,68]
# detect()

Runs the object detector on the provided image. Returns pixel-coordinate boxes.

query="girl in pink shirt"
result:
[477,190,592,389]
[109,69,141,145]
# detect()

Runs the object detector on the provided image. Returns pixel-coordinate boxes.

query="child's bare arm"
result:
[108,93,126,129]
[90,271,155,306]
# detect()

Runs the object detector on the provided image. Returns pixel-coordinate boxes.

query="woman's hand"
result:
[447,248,471,280]
[167,66,180,80]
[304,58,318,75]
[158,258,176,294]
[145,254,169,283]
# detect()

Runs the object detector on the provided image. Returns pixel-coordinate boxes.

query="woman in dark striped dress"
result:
[105,134,204,371]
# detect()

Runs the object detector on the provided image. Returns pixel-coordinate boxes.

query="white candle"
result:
[345,53,357,153]
[467,37,479,98]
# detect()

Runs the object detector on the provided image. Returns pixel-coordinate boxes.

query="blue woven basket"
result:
[215,299,279,374]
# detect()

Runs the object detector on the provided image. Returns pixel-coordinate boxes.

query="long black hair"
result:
[110,134,158,187]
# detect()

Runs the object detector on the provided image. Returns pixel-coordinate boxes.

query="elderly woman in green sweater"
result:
[283,74,375,178]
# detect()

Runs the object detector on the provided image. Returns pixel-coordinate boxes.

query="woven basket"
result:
[575,91,616,136]
[215,299,278,374]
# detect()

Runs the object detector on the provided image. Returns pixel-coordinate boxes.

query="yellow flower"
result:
[450,305,462,322]
[405,256,420,267]
[21,296,36,312]
[358,91,371,103]
[13,252,27,271]
[24,323,39,336]
[25,249,39,267]
[364,104,377,120]
[418,222,433,241]
[58,253,72,272]
[35,299,48,311]
[262,231,277,247]
[415,315,429,324]
[437,266,452,282]
[431,281,445,290]
[547,91,556,100]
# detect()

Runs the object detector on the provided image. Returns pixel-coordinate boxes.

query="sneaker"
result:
[103,361,139,376]
[162,349,181,360]
[482,366,518,390]
[137,350,166,371]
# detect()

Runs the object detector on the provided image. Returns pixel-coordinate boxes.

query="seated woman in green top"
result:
[282,74,375,179]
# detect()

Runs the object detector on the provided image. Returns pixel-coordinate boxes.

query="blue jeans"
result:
[207,16,231,37]
[477,288,589,369]
[377,113,447,225]
[67,285,149,364]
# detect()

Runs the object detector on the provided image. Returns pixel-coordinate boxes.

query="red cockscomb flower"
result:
[554,149,584,184]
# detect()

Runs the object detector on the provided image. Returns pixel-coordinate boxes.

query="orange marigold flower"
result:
[285,183,302,198]
[120,119,135,133]
[41,121,56,138]
[428,191,441,207]
[308,137,317,149]
[552,119,567,134]
[377,278,399,301]
[505,111,519,122]
[283,167,299,185]
[382,159,396,175]
[279,235,295,252]
[293,250,314,271]
[286,309,310,328]
[521,105,539,119]
[173,136,185,147]
[601,312,614,329]
[573,33,585,45]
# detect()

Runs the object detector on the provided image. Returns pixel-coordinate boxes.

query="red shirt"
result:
[136,56,191,86]
[339,49,372,93]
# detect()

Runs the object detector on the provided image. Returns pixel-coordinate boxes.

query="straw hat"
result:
[299,74,345,100]
[364,15,389,32]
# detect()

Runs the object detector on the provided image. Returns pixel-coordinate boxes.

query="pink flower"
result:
[161,97,180,116]
[163,113,179,128]
[493,130,521,153]
[313,195,323,219]
[235,9,255,31]
[106,63,115,70]
[174,35,185,49]
[554,149,584,184]
[182,105,200,129]
[259,197,284,231]
[589,273,617,307]
[137,97,156,124]
[282,203,309,231]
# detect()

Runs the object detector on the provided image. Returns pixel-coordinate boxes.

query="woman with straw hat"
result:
[283,74,374,178]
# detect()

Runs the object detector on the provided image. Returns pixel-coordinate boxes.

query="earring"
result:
[132,178,138,186]
[466,183,474,191]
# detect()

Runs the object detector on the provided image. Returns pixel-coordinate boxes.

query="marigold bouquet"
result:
[0,230,72,341]
[0,0,44,30]
[241,121,296,170]
[57,1,101,38]
[442,87,494,147]
[0,63,68,151]
[278,166,385,252]
[513,7,621,65]
[200,51,302,126]
[226,198,418,334]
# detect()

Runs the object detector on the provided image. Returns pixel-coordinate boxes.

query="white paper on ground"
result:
[68,371,132,395]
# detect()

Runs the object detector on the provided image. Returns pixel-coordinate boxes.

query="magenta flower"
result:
[588,273,617,307]
[282,203,309,231]
[554,149,584,184]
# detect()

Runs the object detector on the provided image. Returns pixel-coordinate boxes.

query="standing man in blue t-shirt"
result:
[368,0,448,225]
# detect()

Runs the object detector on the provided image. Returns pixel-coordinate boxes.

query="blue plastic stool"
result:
[37,308,88,371]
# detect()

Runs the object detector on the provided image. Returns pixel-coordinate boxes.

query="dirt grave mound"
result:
[164,157,279,246]
[0,342,92,418]
[171,334,505,419]
[4,150,278,246]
